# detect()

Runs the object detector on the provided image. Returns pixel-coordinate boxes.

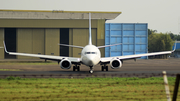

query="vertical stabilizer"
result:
[89,13,92,45]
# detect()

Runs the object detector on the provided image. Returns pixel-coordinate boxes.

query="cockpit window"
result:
[85,52,97,54]
[91,52,96,54]
[86,52,91,54]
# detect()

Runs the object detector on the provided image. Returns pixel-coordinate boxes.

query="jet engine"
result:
[60,59,72,69]
[110,58,122,69]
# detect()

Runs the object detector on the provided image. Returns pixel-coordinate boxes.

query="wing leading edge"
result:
[101,42,177,63]
[3,41,80,63]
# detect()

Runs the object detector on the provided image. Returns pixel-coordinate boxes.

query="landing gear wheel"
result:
[105,66,108,71]
[89,70,93,74]
[101,65,108,71]
[73,65,80,71]
[101,66,104,71]
[73,66,76,71]
[89,66,94,74]
[77,66,80,71]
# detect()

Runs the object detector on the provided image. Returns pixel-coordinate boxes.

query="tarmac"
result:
[0,58,179,78]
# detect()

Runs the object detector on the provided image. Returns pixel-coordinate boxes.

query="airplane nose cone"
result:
[87,56,96,66]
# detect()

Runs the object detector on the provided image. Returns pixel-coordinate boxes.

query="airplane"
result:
[3,13,176,74]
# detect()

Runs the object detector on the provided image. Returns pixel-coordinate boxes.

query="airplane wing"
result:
[101,51,173,62]
[101,42,176,63]
[3,41,81,63]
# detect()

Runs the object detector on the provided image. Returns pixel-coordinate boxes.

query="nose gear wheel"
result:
[89,66,94,74]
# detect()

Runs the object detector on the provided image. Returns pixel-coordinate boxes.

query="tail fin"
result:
[88,13,92,45]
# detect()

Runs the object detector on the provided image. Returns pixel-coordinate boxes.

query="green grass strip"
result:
[0,69,22,71]
[0,76,179,101]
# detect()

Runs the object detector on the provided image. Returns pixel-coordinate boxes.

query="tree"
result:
[173,34,180,41]
[169,33,175,40]
[148,29,157,36]
[148,32,173,52]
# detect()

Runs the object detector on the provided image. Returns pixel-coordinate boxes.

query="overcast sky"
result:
[1,0,180,34]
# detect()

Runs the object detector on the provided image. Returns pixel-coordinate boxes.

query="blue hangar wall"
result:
[105,23,148,59]
[172,41,180,58]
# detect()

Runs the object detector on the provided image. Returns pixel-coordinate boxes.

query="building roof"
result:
[0,9,121,20]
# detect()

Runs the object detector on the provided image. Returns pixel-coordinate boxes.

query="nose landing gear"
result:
[89,66,94,74]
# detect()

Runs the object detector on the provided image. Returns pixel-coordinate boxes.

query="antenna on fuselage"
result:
[88,13,92,45]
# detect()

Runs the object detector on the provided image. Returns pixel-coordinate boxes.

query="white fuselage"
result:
[81,45,101,66]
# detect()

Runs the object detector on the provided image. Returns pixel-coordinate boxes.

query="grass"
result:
[0,62,57,65]
[0,77,179,101]
[0,69,22,71]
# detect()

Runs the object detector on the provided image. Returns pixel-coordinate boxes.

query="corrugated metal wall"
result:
[0,19,105,59]
[172,42,180,58]
[17,28,46,59]
[172,42,180,50]
[69,28,97,57]
[45,29,60,56]
[105,23,148,59]
[16,28,59,59]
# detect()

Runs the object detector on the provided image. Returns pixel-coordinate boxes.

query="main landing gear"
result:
[73,64,80,71]
[101,64,108,71]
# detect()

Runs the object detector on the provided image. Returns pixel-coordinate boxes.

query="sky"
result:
[0,0,180,34]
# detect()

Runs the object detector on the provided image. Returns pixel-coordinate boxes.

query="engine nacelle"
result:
[110,59,122,69]
[60,59,72,69]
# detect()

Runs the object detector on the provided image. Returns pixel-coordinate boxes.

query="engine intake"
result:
[60,59,71,69]
[110,59,122,69]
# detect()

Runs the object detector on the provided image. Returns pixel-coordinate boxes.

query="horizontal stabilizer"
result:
[97,43,122,48]
[59,44,84,48]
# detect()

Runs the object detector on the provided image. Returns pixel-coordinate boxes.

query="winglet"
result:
[172,40,177,52]
[3,41,9,53]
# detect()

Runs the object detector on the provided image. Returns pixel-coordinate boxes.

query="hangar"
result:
[105,23,148,59]
[172,41,180,58]
[0,10,121,59]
